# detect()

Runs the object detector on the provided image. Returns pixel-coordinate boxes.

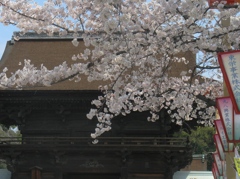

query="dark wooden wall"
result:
[0,90,192,179]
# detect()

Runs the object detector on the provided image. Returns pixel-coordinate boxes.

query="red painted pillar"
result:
[30,166,42,179]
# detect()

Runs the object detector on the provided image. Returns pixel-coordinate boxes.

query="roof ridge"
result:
[12,31,84,40]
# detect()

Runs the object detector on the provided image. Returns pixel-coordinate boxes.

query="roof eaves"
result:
[12,31,84,40]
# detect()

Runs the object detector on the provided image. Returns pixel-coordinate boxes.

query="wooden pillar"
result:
[226,152,236,179]
[11,172,18,179]
[164,167,177,179]
[54,171,63,179]
[30,166,42,179]
[121,167,128,179]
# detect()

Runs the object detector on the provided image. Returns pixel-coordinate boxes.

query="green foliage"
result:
[174,126,216,154]
[0,125,21,137]
[174,126,215,171]
[0,161,6,169]
[0,125,21,169]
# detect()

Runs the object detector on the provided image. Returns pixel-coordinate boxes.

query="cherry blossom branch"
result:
[0,1,71,33]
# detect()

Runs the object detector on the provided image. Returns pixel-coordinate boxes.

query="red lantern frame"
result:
[209,0,240,7]
[212,162,220,179]
[218,50,240,114]
[214,119,234,152]
[213,152,223,175]
[216,96,240,143]
[214,134,226,161]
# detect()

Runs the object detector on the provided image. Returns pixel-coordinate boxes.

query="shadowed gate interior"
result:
[63,173,120,179]
[0,91,192,179]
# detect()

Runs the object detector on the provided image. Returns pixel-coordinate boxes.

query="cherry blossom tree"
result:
[0,0,237,139]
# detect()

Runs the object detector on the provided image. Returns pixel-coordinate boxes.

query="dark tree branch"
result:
[196,94,216,107]
[0,2,72,33]
[196,65,220,70]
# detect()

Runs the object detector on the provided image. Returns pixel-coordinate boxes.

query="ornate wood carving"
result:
[0,90,192,179]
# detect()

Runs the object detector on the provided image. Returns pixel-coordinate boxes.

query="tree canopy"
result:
[0,125,21,169]
[0,0,236,139]
[174,126,216,154]
[174,126,216,170]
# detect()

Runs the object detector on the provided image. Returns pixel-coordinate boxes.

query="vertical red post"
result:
[30,166,42,179]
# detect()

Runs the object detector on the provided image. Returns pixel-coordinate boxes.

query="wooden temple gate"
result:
[0,90,192,179]
[0,33,195,179]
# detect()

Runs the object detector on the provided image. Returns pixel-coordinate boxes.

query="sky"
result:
[0,0,44,58]
[0,24,18,57]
